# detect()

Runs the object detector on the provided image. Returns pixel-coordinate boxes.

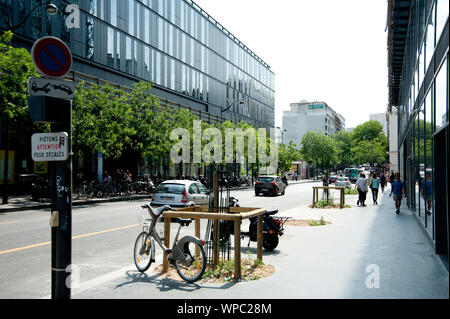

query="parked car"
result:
[255,176,286,196]
[151,180,209,207]
[335,176,351,188]
[328,176,338,184]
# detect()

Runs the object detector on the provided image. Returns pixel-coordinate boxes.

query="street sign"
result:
[28,77,75,99]
[31,132,69,162]
[31,37,72,78]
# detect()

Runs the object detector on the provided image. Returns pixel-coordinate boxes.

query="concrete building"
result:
[282,101,346,146]
[369,113,388,137]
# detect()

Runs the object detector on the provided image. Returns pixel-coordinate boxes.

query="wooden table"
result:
[162,206,266,281]
[312,186,346,208]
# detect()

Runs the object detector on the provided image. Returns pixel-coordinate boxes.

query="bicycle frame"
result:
[142,206,184,256]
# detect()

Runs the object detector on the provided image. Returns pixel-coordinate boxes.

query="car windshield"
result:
[155,183,185,194]
[258,177,274,182]
[337,177,347,181]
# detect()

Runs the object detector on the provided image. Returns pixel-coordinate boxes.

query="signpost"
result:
[28,36,73,300]
[28,77,75,100]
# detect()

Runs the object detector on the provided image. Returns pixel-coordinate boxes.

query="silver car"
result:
[151,180,210,207]
[335,177,351,188]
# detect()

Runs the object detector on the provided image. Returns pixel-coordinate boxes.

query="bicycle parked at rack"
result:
[134,204,207,283]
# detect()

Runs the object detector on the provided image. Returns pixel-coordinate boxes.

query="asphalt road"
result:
[0,181,320,299]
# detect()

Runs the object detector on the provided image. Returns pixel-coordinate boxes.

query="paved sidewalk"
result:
[71,189,449,299]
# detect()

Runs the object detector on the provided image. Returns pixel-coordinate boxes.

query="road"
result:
[0,181,320,299]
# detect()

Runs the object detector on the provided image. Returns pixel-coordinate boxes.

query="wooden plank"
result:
[163,217,171,273]
[234,219,241,281]
[256,214,263,263]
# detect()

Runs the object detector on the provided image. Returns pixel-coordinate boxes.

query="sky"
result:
[192,0,389,129]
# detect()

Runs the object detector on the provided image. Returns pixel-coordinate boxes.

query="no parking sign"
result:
[31,36,72,78]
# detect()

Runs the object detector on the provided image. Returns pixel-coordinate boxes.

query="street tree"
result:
[300,131,338,176]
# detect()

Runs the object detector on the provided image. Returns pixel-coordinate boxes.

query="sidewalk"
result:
[71,189,449,299]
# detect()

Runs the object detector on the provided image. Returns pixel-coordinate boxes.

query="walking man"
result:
[369,172,380,205]
[390,172,406,214]
[356,173,368,207]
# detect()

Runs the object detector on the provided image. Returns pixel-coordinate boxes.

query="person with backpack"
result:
[390,172,406,214]
[369,172,380,205]
[356,173,368,207]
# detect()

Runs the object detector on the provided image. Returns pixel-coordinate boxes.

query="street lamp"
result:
[8,1,58,30]
[276,127,287,144]
[221,100,244,123]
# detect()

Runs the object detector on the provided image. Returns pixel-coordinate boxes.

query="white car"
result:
[151,180,210,207]
[335,177,351,188]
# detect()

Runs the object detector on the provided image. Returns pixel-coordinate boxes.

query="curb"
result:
[0,194,153,213]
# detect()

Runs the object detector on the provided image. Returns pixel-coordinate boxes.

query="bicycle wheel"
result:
[133,232,154,272]
[173,238,206,283]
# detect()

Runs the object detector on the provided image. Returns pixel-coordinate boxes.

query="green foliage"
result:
[314,198,335,208]
[300,131,338,171]
[350,120,388,166]
[278,140,302,173]
[309,216,326,226]
[331,130,353,167]
[0,30,37,120]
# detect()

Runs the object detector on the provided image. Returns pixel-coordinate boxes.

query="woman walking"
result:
[356,173,368,207]
[390,172,406,214]
[369,172,380,205]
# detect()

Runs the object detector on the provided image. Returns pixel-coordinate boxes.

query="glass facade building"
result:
[0,0,275,129]
[388,0,449,269]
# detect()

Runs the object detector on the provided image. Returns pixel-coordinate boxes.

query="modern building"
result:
[387,0,449,269]
[282,101,346,145]
[369,113,388,137]
[0,0,275,181]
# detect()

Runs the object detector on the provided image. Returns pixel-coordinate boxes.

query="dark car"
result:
[255,176,286,196]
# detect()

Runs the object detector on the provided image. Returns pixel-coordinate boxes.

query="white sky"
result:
[192,0,389,129]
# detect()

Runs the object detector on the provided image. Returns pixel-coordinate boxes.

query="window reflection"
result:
[435,58,448,130]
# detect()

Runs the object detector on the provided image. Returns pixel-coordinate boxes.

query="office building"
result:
[0,0,275,181]
[282,101,345,145]
[387,0,448,268]
[369,113,388,137]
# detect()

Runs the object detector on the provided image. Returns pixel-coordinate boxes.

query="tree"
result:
[300,131,338,175]
[278,141,301,174]
[351,120,388,166]
[331,130,353,168]
[72,82,135,159]
[1,30,40,203]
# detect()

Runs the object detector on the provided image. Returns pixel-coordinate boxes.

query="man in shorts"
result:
[390,173,406,214]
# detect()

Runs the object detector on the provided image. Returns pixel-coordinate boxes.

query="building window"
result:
[435,58,448,131]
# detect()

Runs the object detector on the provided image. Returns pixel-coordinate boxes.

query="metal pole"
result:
[51,101,72,299]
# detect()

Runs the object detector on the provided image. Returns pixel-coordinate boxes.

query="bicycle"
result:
[134,204,207,283]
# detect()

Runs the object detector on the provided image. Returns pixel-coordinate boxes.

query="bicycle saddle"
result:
[142,204,176,216]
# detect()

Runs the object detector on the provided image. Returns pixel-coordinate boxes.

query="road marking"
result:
[0,223,139,256]
[0,221,17,225]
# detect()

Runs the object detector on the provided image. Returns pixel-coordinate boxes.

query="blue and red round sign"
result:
[31,37,72,78]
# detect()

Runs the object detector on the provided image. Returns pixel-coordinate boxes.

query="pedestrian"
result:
[369,172,380,205]
[389,171,395,190]
[294,171,298,181]
[390,172,406,214]
[356,172,368,207]
[380,172,386,193]
[420,172,433,216]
